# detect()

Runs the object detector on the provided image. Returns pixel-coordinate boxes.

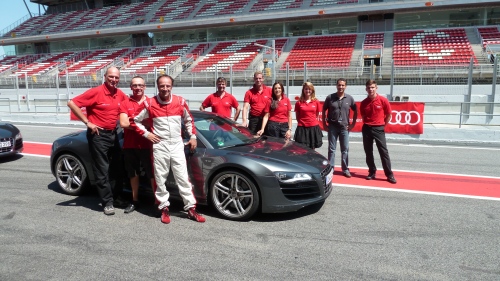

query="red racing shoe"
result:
[187,207,206,223]
[161,207,170,224]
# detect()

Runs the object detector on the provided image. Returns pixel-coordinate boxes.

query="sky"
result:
[0,0,45,56]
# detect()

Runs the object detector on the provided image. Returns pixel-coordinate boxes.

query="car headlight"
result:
[274,172,313,183]
[15,132,22,140]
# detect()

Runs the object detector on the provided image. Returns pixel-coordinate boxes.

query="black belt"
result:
[98,128,118,133]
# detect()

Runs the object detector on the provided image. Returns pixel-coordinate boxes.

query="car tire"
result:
[209,170,260,220]
[55,154,89,196]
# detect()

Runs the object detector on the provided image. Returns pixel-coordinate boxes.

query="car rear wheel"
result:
[210,170,260,220]
[55,154,88,195]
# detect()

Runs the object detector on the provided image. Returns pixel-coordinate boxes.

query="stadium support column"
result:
[215,65,218,88]
[65,68,70,102]
[154,67,158,93]
[56,73,59,113]
[465,57,474,121]
[25,75,30,111]
[16,74,20,111]
[230,64,233,97]
[286,62,289,97]
[304,62,307,83]
[389,61,395,101]
[272,39,276,85]
[489,55,497,120]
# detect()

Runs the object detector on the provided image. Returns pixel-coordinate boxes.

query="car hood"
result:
[0,123,20,136]
[221,137,329,172]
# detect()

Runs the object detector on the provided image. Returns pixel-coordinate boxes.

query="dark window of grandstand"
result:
[359,14,394,33]
[132,34,152,47]
[364,58,380,67]
[50,39,89,53]
[285,18,356,36]
[15,44,34,56]
[34,42,50,54]
[487,8,500,25]
[395,8,484,30]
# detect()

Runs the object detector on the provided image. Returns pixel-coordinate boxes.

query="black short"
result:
[123,148,153,179]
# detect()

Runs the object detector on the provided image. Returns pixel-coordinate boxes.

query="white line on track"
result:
[336,183,500,201]
[24,141,53,145]
[20,153,50,158]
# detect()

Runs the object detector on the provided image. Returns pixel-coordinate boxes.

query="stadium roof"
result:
[30,0,82,6]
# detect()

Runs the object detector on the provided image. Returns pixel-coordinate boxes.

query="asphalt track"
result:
[23,140,500,200]
[3,124,500,280]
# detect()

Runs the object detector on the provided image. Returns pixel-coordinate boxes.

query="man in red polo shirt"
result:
[242,71,272,135]
[200,77,241,122]
[360,80,397,184]
[119,76,154,214]
[67,67,128,215]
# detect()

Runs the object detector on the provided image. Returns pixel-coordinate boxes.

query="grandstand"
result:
[0,0,499,90]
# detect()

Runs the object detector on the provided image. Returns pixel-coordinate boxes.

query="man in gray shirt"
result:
[322,78,358,178]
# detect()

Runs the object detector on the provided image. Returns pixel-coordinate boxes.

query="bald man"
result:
[68,67,128,215]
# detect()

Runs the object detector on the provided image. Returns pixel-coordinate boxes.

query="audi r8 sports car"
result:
[50,111,333,220]
[0,122,23,157]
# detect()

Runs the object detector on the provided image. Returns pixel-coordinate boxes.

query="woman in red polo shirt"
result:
[294,82,323,149]
[256,82,292,139]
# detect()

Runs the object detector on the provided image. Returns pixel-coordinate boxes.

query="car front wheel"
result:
[55,154,88,195]
[210,170,260,220]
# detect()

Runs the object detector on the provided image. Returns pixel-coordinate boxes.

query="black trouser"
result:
[362,124,393,178]
[87,128,123,207]
[266,121,289,138]
[248,115,263,135]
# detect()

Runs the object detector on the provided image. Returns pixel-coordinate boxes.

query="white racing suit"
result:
[134,94,197,210]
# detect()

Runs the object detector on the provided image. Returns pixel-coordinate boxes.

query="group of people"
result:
[68,67,205,224]
[238,72,397,184]
[67,68,397,222]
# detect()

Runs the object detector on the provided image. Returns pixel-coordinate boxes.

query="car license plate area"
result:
[1,140,12,148]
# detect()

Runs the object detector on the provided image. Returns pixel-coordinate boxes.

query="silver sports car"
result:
[50,111,333,220]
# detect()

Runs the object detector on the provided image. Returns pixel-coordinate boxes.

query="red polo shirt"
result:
[72,84,127,130]
[120,97,152,149]
[201,91,239,118]
[294,99,321,127]
[243,85,272,117]
[360,94,391,126]
[263,97,292,123]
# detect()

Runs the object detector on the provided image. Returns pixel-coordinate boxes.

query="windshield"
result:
[194,116,257,148]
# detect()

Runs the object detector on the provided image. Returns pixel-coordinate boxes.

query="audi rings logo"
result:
[389,111,421,126]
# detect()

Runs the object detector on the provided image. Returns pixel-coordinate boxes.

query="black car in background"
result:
[50,111,333,220]
[0,122,23,157]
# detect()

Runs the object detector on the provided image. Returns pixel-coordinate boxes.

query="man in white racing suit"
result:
[134,75,206,224]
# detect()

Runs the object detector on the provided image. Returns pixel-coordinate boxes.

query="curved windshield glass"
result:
[194,115,257,148]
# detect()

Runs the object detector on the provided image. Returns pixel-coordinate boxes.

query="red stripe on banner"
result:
[334,168,500,199]
[23,142,52,156]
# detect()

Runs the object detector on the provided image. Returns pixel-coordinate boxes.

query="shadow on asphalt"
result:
[47,180,326,222]
[0,154,23,163]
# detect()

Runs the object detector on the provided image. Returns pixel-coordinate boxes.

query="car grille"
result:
[0,137,13,152]
[280,181,321,200]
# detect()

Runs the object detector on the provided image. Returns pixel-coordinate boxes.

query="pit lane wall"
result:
[0,85,499,125]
